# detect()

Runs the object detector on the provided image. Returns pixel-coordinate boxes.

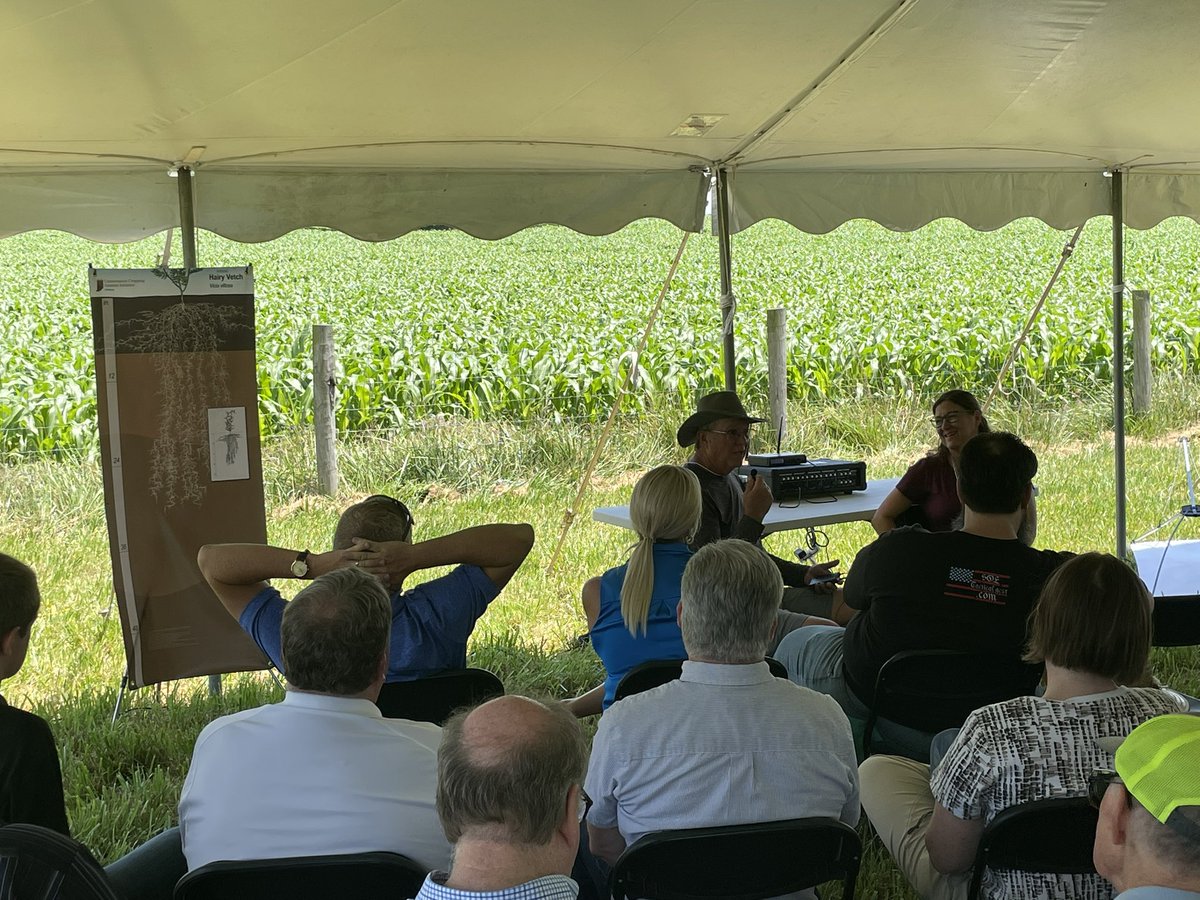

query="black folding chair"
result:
[174,851,427,900]
[0,824,122,900]
[612,657,788,703]
[968,797,1098,900]
[608,817,860,900]
[374,668,503,724]
[862,650,1041,758]
[1152,596,1200,647]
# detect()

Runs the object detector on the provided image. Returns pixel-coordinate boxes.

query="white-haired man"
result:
[584,539,859,900]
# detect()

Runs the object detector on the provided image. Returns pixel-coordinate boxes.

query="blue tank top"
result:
[591,541,691,709]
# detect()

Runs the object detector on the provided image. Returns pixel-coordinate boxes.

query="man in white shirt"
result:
[179,564,450,870]
[411,695,587,900]
[1094,715,1200,899]
[106,565,452,899]
[584,540,860,899]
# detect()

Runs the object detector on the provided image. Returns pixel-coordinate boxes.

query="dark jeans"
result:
[574,821,611,900]
[104,826,186,900]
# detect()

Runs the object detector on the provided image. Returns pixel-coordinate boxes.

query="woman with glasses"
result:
[566,465,699,717]
[872,389,1001,536]
[859,552,1187,900]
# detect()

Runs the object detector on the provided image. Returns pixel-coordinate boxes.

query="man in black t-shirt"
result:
[774,432,1072,759]
[0,553,69,835]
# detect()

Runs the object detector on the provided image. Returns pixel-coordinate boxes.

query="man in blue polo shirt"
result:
[199,494,534,681]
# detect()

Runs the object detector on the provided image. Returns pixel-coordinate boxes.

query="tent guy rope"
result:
[983,222,1085,414]
[546,230,691,573]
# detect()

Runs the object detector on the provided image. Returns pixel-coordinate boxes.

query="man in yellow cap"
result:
[1093,714,1200,898]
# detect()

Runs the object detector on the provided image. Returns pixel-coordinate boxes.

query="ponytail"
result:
[619,465,702,636]
[620,535,656,636]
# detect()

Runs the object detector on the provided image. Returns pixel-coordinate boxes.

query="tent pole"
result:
[1111,169,1128,558]
[175,163,218,695]
[714,168,737,392]
[176,165,198,270]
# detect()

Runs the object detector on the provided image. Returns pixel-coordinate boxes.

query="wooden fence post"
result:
[1132,290,1151,414]
[766,308,788,441]
[313,324,339,495]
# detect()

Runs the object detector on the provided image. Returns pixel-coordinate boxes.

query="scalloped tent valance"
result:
[2,0,1199,241]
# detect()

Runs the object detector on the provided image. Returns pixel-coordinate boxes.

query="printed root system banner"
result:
[90,267,270,688]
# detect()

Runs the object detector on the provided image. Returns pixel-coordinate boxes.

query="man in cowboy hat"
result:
[679,390,845,623]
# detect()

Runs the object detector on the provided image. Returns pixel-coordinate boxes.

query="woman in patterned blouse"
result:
[858,552,1188,900]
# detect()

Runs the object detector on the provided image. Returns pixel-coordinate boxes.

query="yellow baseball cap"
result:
[1114,714,1200,841]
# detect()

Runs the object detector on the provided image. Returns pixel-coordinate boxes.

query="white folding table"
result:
[1130,539,1200,599]
[593,477,900,535]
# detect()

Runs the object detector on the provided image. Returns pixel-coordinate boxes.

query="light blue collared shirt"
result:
[586,660,860,846]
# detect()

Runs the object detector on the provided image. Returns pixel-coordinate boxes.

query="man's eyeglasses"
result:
[577,788,593,823]
[1088,770,1130,810]
[363,494,414,537]
[930,412,963,429]
[705,427,753,442]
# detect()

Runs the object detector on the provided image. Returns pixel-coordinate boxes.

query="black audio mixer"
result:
[737,458,867,500]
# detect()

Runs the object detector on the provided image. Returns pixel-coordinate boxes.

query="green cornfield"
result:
[3,217,1200,457]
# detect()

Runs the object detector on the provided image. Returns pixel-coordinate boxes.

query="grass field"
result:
[2,219,1200,896]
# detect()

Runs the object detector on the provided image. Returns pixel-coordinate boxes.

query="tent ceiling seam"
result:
[719,0,920,167]
[733,145,1108,171]
[520,0,703,136]
[147,1,409,132]
[203,138,712,168]
[0,148,171,166]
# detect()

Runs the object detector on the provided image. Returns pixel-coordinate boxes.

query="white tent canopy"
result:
[3,0,1200,241]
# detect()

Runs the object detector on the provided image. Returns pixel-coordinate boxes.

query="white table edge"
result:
[592,477,900,534]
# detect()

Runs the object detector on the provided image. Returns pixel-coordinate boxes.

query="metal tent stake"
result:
[111,669,129,725]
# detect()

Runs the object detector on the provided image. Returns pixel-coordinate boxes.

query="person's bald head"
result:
[437,696,587,845]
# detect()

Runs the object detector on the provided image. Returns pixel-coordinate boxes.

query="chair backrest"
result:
[0,823,122,900]
[613,658,789,703]
[608,817,860,900]
[863,649,1041,756]
[374,668,504,724]
[174,851,427,900]
[967,797,1098,900]
[1152,596,1200,647]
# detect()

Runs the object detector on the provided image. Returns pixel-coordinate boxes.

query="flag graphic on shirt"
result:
[944,566,1009,605]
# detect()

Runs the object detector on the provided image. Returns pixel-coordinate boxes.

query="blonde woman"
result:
[566,465,829,717]
[566,465,700,717]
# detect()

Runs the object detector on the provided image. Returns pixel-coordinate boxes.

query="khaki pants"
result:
[859,755,971,900]
[781,584,834,618]
[769,609,812,657]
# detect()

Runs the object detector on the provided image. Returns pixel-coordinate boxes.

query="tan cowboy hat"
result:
[676,390,766,447]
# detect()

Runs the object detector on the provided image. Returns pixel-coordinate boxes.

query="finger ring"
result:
[354,561,360,567]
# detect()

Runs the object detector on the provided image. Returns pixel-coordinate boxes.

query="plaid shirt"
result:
[413,873,578,900]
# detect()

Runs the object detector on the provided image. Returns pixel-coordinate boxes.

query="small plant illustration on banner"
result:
[209,406,249,481]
